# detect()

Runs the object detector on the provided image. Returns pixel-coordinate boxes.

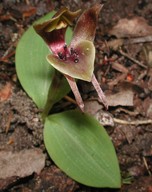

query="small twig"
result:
[64,95,77,105]
[119,49,147,69]
[143,157,151,176]
[115,107,139,116]
[113,118,152,125]
[0,50,15,63]
[1,34,18,62]
[125,35,152,44]
[2,44,14,58]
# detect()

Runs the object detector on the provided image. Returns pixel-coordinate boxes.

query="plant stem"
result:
[64,75,84,112]
[91,73,108,109]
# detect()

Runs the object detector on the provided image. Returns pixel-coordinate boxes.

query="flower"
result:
[34,4,108,111]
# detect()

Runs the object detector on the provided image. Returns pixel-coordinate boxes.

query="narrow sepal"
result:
[71,4,103,46]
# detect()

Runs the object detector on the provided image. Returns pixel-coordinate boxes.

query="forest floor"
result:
[0,0,152,191]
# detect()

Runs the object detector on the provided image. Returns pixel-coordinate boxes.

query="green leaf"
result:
[44,110,121,187]
[42,71,70,118]
[15,11,72,109]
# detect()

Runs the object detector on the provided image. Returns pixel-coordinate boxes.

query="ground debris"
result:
[106,89,134,107]
[123,176,152,192]
[109,16,152,38]
[34,166,78,192]
[0,148,45,179]
[0,82,12,102]
[84,100,114,126]
[8,166,78,192]
[0,176,19,191]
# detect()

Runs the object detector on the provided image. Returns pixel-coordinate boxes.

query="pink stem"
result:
[64,75,84,112]
[91,73,108,109]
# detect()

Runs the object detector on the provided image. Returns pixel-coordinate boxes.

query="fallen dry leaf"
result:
[112,62,128,73]
[143,44,152,67]
[147,68,152,91]
[109,16,152,38]
[0,82,12,102]
[143,97,152,118]
[106,89,134,107]
[0,149,45,179]
[22,7,37,18]
[101,39,124,51]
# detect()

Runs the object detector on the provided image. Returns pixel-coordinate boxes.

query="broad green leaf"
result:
[15,12,72,109]
[44,110,121,187]
[42,71,70,118]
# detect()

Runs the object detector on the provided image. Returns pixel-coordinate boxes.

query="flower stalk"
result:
[64,75,84,111]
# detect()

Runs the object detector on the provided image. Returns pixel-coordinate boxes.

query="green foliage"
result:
[42,71,70,118]
[15,11,121,188]
[15,12,71,110]
[44,110,121,187]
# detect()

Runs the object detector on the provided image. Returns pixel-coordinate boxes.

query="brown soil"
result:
[0,0,152,191]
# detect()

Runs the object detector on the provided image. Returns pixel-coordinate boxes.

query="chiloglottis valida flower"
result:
[34,4,108,111]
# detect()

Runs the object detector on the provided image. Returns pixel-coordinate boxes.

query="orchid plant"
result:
[15,4,121,187]
[33,4,108,111]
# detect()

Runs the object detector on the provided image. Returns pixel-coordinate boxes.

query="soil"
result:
[0,0,152,192]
